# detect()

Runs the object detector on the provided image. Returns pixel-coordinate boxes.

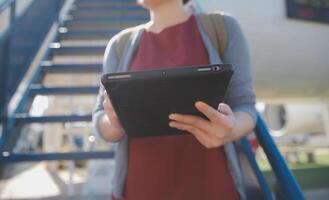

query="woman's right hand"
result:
[100,90,125,141]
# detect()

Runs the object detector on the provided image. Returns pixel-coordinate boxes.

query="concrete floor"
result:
[0,160,114,200]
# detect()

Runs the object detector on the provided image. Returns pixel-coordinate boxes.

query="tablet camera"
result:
[213,66,221,71]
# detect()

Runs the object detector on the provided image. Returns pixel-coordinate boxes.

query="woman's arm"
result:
[169,14,257,148]
[92,36,125,142]
[98,91,125,142]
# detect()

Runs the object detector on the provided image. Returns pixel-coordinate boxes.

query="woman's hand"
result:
[169,101,237,149]
[99,91,125,142]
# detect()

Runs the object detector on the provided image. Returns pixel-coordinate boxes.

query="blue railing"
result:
[255,116,305,200]
[0,0,65,129]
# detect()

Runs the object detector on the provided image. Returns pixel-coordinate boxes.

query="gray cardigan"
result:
[93,13,257,199]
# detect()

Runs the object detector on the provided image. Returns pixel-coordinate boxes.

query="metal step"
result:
[14,114,92,123]
[71,9,148,17]
[29,85,99,95]
[50,45,105,55]
[64,23,139,32]
[41,63,102,73]
[67,15,149,21]
[0,151,114,162]
[75,1,137,7]
[59,29,118,41]
[71,6,145,13]
[73,4,144,11]
[75,0,136,4]
[76,0,136,1]
[64,19,143,30]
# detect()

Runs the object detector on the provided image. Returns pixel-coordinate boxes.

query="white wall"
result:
[199,0,329,99]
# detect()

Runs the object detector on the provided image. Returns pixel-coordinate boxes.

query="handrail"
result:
[239,138,274,200]
[255,115,305,200]
[0,0,67,147]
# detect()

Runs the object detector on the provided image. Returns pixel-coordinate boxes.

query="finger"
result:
[169,121,207,138]
[169,121,220,149]
[195,101,225,122]
[104,105,121,127]
[103,96,118,118]
[169,114,211,132]
[108,107,118,119]
[103,102,116,118]
[218,103,233,116]
[102,90,107,99]
[103,95,114,110]
[103,100,114,113]
[103,90,113,105]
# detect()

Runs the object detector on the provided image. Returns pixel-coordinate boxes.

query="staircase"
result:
[0,0,305,199]
[0,0,148,162]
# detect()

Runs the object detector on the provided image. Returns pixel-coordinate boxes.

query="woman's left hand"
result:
[169,101,237,149]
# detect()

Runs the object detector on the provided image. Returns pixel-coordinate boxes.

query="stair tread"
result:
[14,114,93,123]
[50,45,105,55]
[29,85,99,95]
[71,10,148,17]
[74,4,144,10]
[65,16,148,22]
[0,151,114,162]
[41,63,102,73]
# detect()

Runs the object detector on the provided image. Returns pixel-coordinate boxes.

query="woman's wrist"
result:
[229,112,255,142]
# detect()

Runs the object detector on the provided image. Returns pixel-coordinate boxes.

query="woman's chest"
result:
[129,18,210,71]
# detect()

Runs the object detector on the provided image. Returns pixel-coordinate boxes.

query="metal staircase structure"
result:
[0,0,304,199]
[0,0,148,160]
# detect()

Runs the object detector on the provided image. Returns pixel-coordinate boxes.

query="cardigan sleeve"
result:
[222,14,257,123]
[92,36,120,141]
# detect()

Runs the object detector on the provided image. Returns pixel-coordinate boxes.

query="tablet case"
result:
[101,64,233,138]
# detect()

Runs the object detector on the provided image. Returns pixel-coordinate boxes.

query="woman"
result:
[93,0,257,199]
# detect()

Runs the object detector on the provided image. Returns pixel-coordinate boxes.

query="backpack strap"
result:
[115,24,145,60]
[116,29,134,59]
[198,11,227,57]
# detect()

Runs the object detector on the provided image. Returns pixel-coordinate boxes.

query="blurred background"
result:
[0,0,328,199]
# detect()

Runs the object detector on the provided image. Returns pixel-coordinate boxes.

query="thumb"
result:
[218,103,232,116]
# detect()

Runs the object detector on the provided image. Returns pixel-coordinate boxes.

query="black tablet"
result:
[101,64,233,138]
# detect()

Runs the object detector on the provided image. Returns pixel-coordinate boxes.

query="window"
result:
[286,0,329,24]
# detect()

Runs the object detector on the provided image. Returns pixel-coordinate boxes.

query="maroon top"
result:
[113,15,240,200]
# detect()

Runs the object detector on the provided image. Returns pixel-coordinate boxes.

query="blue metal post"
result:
[0,0,16,147]
[255,115,305,200]
[240,138,274,200]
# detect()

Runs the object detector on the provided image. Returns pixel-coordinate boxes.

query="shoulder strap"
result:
[116,30,133,59]
[115,24,145,59]
[198,11,227,57]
